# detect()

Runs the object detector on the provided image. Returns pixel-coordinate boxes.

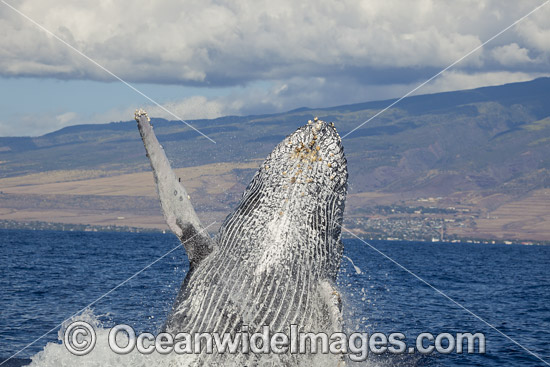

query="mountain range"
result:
[1,77,549,242]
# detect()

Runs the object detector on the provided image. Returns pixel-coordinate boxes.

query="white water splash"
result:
[26,310,376,367]
[27,310,185,367]
[343,255,363,274]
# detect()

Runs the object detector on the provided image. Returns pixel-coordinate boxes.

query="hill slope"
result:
[1,78,550,242]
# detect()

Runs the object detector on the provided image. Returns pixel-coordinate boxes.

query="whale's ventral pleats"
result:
[136,110,348,365]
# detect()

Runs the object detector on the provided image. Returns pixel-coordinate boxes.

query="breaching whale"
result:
[135,109,348,365]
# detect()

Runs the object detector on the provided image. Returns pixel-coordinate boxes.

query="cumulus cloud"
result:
[78,69,549,127]
[0,110,80,136]
[1,0,549,85]
[490,43,534,66]
[416,70,547,94]
[1,1,550,136]
[55,111,77,124]
[515,8,550,53]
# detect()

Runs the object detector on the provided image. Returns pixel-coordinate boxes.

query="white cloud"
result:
[55,111,77,124]
[1,0,548,85]
[516,9,550,53]
[147,96,231,120]
[491,43,534,66]
[0,67,546,138]
[416,70,546,94]
[0,111,79,136]
[81,69,550,126]
[2,1,550,136]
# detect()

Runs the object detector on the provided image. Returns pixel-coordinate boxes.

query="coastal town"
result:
[344,197,544,245]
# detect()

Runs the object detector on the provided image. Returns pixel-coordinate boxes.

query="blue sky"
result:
[1,0,549,136]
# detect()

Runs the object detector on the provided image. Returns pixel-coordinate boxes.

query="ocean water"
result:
[0,228,549,366]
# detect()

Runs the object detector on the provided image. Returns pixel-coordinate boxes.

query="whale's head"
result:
[261,117,348,205]
[218,118,347,279]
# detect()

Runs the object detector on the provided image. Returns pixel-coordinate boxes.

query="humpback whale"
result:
[135,110,348,365]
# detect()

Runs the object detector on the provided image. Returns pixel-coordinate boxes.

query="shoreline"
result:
[1,219,548,246]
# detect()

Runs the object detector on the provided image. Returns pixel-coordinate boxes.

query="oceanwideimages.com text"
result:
[64,321,486,361]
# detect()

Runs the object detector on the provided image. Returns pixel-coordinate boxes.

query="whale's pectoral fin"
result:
[135,109,215,266]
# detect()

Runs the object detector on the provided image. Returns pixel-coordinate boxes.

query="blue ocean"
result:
[0,228,549,366]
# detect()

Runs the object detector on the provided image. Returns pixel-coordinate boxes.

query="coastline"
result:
[1,219,547,246]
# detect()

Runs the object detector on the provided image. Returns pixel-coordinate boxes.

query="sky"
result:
[0,0,549,137]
